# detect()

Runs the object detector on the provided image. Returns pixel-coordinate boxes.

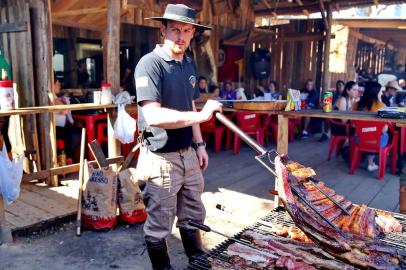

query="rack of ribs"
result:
[285,160,402,236]
[275,156,406,269]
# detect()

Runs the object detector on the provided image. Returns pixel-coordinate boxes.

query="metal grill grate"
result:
[187,207,406,270]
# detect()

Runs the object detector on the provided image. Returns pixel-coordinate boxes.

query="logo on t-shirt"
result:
[189,75,196,88]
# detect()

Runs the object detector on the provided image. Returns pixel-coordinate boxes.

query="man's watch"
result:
[193,141,206,149]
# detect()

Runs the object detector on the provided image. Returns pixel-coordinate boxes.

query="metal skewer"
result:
[291,186,340,230]
[264,151,350,216]
[213,112,340,231]
[308,178,351,215]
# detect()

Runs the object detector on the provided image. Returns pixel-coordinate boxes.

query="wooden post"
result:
[106,0,121,162]
[0,195,13,244]
[274,114,289,208]
[30,0,58,186]
[321,3,332,91]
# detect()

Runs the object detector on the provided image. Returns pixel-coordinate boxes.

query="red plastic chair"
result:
[96,122,109,147]
[200,117,225,153]
[328,119,350,161]
[400,127,406,155]
[349,121,398,180]
[232,112,264,155]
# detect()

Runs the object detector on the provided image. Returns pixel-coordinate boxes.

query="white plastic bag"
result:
[0,144,24,205]
[114,104,136,144]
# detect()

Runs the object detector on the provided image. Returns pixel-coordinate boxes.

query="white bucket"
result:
[0,80,14,110]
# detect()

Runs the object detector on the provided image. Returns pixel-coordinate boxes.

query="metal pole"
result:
[215,112,267,155]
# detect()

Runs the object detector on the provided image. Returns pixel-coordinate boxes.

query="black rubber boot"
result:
[179,228,204,263]
[145,239,174,270]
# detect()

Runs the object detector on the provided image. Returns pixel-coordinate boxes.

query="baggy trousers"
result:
[136,147,206,242]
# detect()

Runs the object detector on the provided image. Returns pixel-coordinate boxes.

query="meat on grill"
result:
[275,156,406,269]
[241,230,354,270]
[266,223,313,243]
[286,161,402,237]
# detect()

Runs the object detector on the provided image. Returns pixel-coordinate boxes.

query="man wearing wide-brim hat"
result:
[135,4,222,270]
[383,80,404,107]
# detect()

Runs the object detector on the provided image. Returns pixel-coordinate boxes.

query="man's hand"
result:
[200,100,223,122]
[196,146,209,171]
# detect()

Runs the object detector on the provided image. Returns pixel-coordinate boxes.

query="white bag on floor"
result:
[113,104,136,144]
[0,144,24,205]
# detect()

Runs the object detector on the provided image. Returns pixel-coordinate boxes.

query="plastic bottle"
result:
[0,50,11,80]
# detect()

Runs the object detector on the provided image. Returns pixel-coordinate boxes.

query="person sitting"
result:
[208,84,220,100]
[330,81,359,137]
[300,79,319,138]
[53,79,82,163]
[354,81,387,172]
[256,80,280,100]
[332,80,345,105]
[219,81,237,100]
[382,80,404,107]
[198,76,208,93]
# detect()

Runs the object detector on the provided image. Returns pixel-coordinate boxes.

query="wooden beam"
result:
[274,114,289,208]
[121,0,128,10]
[0,104,117,117]
[322,3,332,91]
[88,140,109,168]
[261,0,271,9]
[52,7,107,18]
[21,156,124,182]
[31,0,58,187]
[336,19,406,29]
[295,0,309,16]
[348,29,396,50]
[106,0,121,163]
[52,19,103,32]
[0,21,27,33]
[319,0,329,31]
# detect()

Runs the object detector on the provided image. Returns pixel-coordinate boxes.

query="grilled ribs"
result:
[241,230,353,269]
[275,156,406,269]
[285,160,402,237]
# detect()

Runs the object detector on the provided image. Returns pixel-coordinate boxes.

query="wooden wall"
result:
[0,0,39,172]
[243,19,326,97]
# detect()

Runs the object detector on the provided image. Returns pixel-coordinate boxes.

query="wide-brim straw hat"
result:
[386,80,402,91]
[146,4,212,30]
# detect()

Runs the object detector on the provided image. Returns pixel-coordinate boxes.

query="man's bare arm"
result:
[191,101,203,142]
[140,100,222,129]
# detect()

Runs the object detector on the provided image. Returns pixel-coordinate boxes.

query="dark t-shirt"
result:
[135,45,200,152]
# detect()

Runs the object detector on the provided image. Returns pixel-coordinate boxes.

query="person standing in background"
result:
[77,59,89,88]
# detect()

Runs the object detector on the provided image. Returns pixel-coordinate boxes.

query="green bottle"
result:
[0,50,12,80]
